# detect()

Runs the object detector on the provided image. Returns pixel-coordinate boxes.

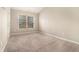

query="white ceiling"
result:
[12,7,44,13]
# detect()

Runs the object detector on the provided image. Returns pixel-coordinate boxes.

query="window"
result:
[28,16,33,28]
[19,15,26,28]
[19,15,33,29]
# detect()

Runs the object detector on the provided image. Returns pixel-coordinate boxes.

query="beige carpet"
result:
[4,32,79,52]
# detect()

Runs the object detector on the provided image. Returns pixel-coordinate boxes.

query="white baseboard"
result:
[40,32,79,45]
[11,31,39,36]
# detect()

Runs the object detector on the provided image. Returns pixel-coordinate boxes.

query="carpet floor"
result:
[4,32,79,52]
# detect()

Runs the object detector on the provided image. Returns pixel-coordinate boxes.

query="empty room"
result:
[0,7,79,52]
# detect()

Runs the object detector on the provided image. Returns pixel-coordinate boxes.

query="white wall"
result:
[11,9,39,33]
[39,7,79,43]
[0,8,10,51]
[0,8,3,51]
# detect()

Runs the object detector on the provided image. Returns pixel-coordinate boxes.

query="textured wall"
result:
[39,7,79,43]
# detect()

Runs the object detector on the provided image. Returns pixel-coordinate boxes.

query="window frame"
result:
[27,16,34,28]
[18,15,27,29]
